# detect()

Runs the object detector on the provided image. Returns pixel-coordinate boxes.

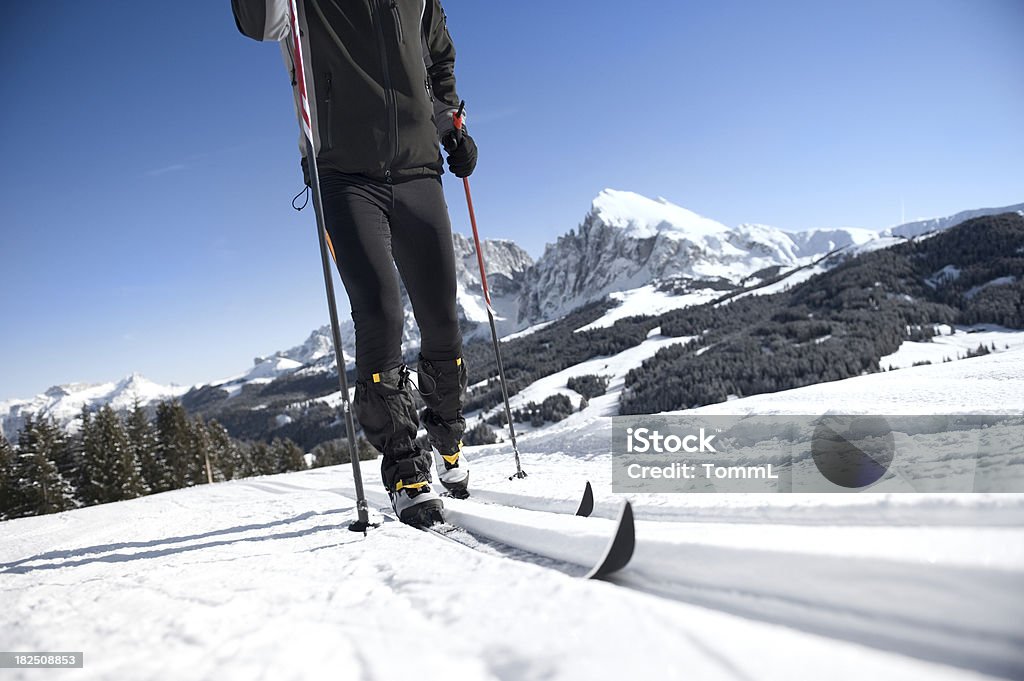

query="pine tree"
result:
[273,438,307,473]
[81,406,144,504]
[126,398,157,494]
[52,407,89,505]
[206,420,240,481]
[155,401,196,490]
[312,439,343,468]
[249,441,276,476]
[78,404,104,504]
[12,414,75,517]
[105,406,145,501]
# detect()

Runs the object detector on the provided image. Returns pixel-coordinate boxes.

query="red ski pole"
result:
[453,103,526,480]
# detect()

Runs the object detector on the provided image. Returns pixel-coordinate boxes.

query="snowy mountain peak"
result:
[258,326,336,367]
[590,189,730,240]
[114,372,151,392]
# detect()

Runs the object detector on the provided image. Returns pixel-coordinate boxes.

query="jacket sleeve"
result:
[422,0,461,140]
[231,0,290,41]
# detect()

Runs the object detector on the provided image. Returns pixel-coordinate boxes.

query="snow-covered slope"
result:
[788,226,879,255]
[883,203,1024,240]
[3,344,1022,680]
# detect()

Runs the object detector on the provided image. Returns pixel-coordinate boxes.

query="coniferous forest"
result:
[0,400,371,521]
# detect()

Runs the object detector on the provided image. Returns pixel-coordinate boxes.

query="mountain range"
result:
[2,191,1021,439]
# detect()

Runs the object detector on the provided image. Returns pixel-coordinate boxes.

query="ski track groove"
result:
[3,466,1020,680]
[328,477,1023,680]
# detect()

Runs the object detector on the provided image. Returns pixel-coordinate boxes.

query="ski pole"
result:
[287,0,375,532]
[452,103,526,480]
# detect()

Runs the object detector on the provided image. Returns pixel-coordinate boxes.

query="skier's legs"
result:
[389,176,462,362]
[318,173,403,375]
[390,177,469,492]
[318,172,434,500]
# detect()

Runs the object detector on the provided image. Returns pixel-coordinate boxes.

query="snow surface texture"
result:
[880,325,1024,370]
[3,347,1023,680]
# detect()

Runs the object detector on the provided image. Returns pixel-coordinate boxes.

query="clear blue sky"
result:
[1,0,1022,400]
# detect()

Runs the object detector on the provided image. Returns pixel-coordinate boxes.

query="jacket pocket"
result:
[391,1,405,43]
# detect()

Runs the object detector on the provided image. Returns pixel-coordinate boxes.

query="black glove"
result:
[442,128,478,178]
[300,156,311,187]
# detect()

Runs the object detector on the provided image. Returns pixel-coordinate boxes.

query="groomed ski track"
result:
[2,463,1020,681]
[306,472,1024,680]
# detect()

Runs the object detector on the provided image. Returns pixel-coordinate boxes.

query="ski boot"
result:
[354,365,445,527]
[429,438,470,499]
[417,356,470,499]
[389,477,445,527]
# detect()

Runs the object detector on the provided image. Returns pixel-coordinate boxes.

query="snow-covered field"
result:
[3,343,1023,680]
[880,324,1024,370]
[574,285,721,331]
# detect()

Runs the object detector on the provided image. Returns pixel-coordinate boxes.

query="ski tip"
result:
[576,480,595,517]
[586,500,635,580]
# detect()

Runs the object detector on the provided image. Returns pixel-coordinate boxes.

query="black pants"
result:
[320,171,465,489]
[320,171,462,378]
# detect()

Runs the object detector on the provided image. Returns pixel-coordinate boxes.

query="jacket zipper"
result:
[372,0,399,182]
[325,72,333,149]
[390,1,405,44]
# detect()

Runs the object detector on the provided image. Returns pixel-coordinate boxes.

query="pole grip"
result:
[453,101,465,131]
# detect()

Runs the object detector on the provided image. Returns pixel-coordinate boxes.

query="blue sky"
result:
[1,0,1022,400]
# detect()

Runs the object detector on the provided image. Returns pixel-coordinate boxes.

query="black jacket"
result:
[232,0,462,182]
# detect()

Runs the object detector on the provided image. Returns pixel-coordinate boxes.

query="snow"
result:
[456,279,490,324]
[574,285,721,332]
[5,469,1013,680]
[473,334,693,423]
[965,276,1017,300]
[788,226,878,256]
[880,324,1024,370]
[3,334,1024,679]
[591,189,733,241]
[883,203,1024,240]
[500,319,555,341]
[925,265,962,289]
[0,374,190,438]
[728,264,827,302]
[210,356,307,399]
[679,342,1024,416]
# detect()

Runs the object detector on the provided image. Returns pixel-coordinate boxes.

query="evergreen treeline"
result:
[487,394,575,427]
[462,420,498,446]
[0,400,313,522]
[567,374,610,400]
[621,212,1024,413]
[463,300,661,413]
